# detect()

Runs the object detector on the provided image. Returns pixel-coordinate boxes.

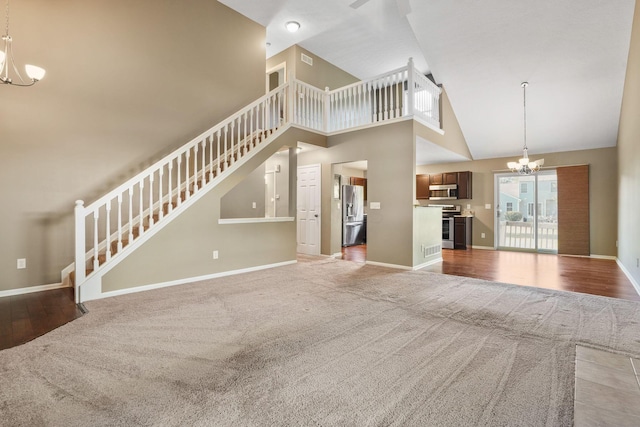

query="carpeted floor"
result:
[2,257,640,426]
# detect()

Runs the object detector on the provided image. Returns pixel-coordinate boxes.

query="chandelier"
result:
[0,0,45,86]
[507,82,543,175]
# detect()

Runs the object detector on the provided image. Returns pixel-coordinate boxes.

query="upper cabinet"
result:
[457,171,472,200]
[416,174,430,199]
[417,171,473,200]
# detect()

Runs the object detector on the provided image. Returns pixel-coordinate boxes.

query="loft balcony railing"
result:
[70,58,442,302]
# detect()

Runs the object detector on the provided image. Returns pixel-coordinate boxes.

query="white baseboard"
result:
[616,258,640,296]
[590,254,617,260]
[471,245,495,250]
[0,282,70,298]
[413,257,444,270]
[365,261,413,270]
[96,260,298,300]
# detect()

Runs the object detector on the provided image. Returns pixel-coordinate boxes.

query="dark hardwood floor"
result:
[343,245,640,302]
[2,247,638,351]
[0,287,83,351]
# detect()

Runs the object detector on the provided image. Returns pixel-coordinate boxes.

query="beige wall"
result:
[267,45,359,90]
[415,88,471,159]
[298,121,417,267]
[417,147,618,256]
[617,0,640,284]
[0,1,266,292]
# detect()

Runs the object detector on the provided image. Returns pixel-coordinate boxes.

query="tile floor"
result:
[574,345,640,426]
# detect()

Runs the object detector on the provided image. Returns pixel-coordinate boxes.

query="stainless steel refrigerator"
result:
[342,185,365,246]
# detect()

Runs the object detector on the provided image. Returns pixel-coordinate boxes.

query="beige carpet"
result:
[2,257,640,426]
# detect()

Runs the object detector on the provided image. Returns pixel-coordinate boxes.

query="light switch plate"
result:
[485,204,492,209]
[369,202,381,209]
[17,258,26,269]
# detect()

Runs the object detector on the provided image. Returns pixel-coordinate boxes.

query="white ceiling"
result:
[219,0,636,161]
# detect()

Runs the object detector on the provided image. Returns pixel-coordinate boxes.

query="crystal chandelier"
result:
[0,0,45,86]
[507,82,543,174]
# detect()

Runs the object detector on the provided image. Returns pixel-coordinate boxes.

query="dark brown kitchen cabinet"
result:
[454,216,472,249]
[457,171,472,199]
[429,173,443,185]
[416,174,430,199]
[443,172,457,185]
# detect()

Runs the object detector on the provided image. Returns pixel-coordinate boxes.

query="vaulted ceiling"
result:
[220,0,636,161]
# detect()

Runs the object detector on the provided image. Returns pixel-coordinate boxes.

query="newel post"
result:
[407,57,415,116]
[74,200,86,302]
[323,86,330,132]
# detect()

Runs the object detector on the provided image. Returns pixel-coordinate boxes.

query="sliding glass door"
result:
[495,170,558,253]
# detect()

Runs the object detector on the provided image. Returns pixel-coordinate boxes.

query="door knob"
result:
[314,214,319,217]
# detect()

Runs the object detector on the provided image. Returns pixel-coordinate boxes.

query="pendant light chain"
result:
[4,0,9,37]
[522,82,527,152]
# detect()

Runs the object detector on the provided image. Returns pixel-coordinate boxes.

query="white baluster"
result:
[216,130,222,174]
[74,200,85,299]
[185,150,190,198]
[158,168,164,220]
[176,157,182,206]
[208,134,214,181]
[93,210,99,270]
[117,194,123,252]
[407,58,415,116]
[201,139,206,185]
[128,188,134,241]
[138,181,144,236]
[148,173,154,226]
[105,201,111,261]
[167,162,173,214]
[192,144,199,191]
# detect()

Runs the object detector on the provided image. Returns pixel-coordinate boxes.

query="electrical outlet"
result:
[17,258,26,269]
[252,202,257,209]
[213,250,219,260]
[481,233,485,238]
[466,204,471,210]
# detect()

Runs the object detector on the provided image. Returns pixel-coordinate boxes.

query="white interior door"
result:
[297,164,321,255]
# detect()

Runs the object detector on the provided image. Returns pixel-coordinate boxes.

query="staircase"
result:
[67,58,442,303]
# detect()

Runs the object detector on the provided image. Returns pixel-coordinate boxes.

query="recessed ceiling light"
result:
[285,21,300,33]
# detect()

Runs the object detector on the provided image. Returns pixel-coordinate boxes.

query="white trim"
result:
[331,252,343,258]
[219,217,294,225]
[412,257,444,270]
[0,282,69,298]
[90,260,298,301]
[471,245,496,250]
[616,259,640,296]
[590,254,617,260]
[365,260,413,270]
[413,115,445,135]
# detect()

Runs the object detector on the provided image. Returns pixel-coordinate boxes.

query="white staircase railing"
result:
[71,58,442,299]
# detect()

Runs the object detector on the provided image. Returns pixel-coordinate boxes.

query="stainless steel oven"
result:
[429,204,461,249]
[442,217,454,249]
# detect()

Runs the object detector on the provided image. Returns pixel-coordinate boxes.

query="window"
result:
[520,183,528,193]
[506,202,513,212]
[528,203,534,216]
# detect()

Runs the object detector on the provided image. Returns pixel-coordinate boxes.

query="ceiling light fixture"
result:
[285,21,300,33]
[507,82,544,175]
[0,0,45,86]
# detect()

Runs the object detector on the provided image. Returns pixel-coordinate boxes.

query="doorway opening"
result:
[495,170,558,253]
[335,161,368,262]
[266,62,286,93]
